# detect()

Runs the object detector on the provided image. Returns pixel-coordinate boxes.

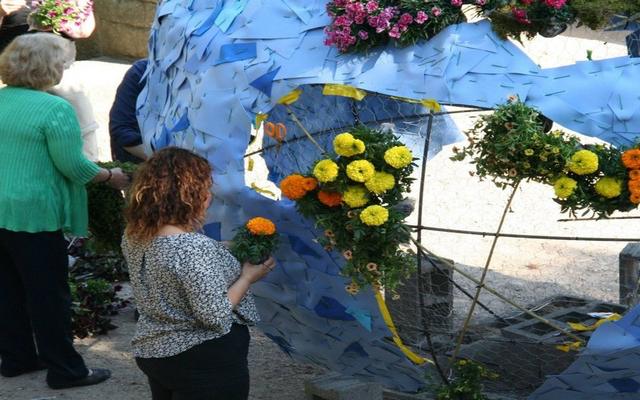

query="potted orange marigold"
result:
[229,217,279,264]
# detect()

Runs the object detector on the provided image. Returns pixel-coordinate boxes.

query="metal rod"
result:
[411,238,586,345]
[449,182,521,366]
[408,225,640,242]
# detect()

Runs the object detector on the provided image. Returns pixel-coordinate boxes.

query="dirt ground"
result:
[1,25,637,400]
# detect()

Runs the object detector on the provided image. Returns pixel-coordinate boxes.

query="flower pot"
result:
[539,21,567,38]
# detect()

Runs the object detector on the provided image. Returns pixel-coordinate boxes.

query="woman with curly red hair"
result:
[122,147,275,400]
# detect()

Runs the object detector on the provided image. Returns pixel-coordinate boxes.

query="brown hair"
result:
[125,147,212,242]
[0,33,74,90]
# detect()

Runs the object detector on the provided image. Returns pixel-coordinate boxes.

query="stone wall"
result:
[77,0,157,60]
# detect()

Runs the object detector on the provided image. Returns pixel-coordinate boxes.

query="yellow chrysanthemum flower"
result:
[359,205,389,226]
[343,186,369,208]
[553,176,578,199]
[313,159,339,183]
[568,150,598,175]
[594,177,622,198]
[333,133,366,157]
[346,160,375,183]
[384,146,413,169]
[364,171,395,194]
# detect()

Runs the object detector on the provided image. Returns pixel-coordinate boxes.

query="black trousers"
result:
[0,229,88,385]
[136,324,250,400]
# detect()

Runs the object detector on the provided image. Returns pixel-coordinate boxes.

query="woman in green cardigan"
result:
[0,33,129,389]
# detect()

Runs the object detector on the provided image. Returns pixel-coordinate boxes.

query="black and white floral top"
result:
[122,233,260,358]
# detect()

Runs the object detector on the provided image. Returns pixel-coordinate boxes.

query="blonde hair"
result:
[0,33,74,90]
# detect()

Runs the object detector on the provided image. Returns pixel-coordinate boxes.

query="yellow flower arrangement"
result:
[359,205,389,226]
[346,160,375,182]
[343,186,369,208]
[364,171,395,194]
[333,132,366,157]
[313,159,339,183]
[567,150,598,175]
[280,174,308,200]
[384,146,413,169]
[553,176,577,198]
[594,177,622,199]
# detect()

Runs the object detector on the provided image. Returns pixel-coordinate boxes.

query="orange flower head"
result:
[302,177,318,191]
[630,170,640,181]
[324,229,335,238]
[342,250,353,260]
[631,193,640,204]
[622,149,640,169]
[246,217,276,236]
[317,191,342,207]
[280,174,308,200]
[629,180,640,195]
[366,262,378,271]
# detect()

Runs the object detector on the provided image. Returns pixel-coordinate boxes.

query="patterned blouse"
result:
[122,233,260,358]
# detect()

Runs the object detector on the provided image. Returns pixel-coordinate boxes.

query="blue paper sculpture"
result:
[138,0,640,392]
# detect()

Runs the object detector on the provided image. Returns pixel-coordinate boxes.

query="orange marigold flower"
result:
[280,174,308,200]
[302,177,318,191]
[631,193,640,204]
[630,170,640,181]
[246,217,276,236]
[317,191,342,207]
[629,180,640,195]
[622,149,640,169]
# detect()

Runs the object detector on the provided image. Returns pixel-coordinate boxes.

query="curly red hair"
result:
[125,147,212,242]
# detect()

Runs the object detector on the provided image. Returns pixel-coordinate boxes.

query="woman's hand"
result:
[240,257,276,284]
[107,167,130,190]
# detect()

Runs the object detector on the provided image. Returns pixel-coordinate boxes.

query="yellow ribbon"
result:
[250,182,276,197]
[388,96,442,112]
[322,84,367,101]
[277,89,303,105]
[374,290,431,365]
[567,313,621,332]
[255,113,269,130]
[556,341,583,353]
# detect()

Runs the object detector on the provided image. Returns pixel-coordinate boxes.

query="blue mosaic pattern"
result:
[138,0,640,392]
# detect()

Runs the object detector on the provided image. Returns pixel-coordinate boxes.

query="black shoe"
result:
[48,368,111,389]
[0,360,47,378]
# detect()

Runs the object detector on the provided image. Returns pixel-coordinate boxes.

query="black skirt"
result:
[136,324,250,400]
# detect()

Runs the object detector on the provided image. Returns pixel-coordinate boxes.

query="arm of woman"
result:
[178,242,273,331]
[45,100,128,188]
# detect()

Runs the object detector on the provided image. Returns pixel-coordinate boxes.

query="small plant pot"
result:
[539,21,567,38]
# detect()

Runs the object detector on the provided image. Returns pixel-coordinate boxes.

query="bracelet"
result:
[101,169,112,183]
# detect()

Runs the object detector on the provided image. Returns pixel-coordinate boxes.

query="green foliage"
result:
[479,0,640,40]
[292,125,416,293]
[436,360,497,400]
[452,99,580,189]
[453,100,639,217]
[69,277,128,339]
[86,161,137,253]
[229,226,279,264]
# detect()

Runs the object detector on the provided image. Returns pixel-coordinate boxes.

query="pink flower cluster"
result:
[325,0,462,52]
[543,0,567,9]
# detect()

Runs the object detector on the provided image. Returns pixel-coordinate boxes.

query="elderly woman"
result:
[123,147,275,400]
[0,33,128,389]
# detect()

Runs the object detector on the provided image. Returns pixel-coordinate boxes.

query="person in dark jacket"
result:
[109,59,148,163]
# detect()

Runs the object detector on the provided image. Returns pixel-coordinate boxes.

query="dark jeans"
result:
[0,229,89,385]
[136,324,250,400]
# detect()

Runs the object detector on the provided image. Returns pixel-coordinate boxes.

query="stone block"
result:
[304,373,383,400]
[620,243,640,306]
